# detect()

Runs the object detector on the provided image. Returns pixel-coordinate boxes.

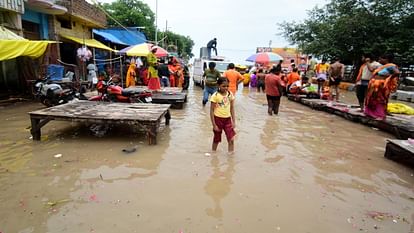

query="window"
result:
[22,20,40,40]
[57,17,72,29]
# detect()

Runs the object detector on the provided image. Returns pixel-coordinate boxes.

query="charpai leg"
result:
[31,118,41,140]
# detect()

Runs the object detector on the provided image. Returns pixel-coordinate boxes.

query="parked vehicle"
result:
[192,56,231,89]
[34,74,87,107]
[89,78,152,103]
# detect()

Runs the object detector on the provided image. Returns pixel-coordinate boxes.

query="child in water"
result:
[210,77,236,153]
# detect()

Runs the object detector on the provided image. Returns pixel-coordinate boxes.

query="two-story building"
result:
[1,0,112,98]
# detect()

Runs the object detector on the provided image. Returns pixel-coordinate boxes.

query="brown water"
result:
[0,85,413,233]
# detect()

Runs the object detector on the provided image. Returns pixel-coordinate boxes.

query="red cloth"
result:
[148,77,161,90]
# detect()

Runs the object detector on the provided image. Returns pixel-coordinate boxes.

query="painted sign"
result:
[256,47,272,53]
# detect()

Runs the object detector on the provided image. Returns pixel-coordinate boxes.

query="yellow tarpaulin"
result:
[60,34,116,52]
[388,103,414,115]
[0,40,55,61]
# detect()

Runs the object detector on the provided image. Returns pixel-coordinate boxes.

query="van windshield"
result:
[215,62,230,73]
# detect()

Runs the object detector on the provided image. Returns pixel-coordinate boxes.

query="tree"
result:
[159,31,194,60]
[101,0,194,59]
[101,0,156,42]
[279,0,414,65]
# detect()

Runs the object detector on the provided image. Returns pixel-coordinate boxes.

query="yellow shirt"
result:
[210,91,235,118]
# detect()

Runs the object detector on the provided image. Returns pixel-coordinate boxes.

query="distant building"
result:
[271,48,304,68]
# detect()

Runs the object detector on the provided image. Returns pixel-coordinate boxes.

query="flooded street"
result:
[0,85,413,233]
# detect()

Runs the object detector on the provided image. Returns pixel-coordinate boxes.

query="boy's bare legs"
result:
[212,142,219,151]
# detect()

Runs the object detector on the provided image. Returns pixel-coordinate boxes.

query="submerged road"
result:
[0,84,413,233]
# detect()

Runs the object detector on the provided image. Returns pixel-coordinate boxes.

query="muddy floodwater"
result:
[0,85,413,233]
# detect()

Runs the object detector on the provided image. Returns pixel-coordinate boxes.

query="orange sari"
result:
[125,63,136,88]
[364,63,399,120]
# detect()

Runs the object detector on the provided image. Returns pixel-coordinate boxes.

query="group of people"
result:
[124,46,190,90]
[356,53,400,120]
[205,52,401,153]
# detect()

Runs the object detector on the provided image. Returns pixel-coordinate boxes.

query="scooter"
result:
[89,77,152,103]
[34,74,87,107]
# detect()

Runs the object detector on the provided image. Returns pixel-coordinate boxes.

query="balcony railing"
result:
[56,0,106,28]
[0,0,24,13]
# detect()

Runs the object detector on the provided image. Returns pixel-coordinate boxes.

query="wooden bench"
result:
[385,139,414,167]
[29,101,171,145]
[125,86,187,109]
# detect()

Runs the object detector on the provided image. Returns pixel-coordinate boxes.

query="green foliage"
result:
[101,0,194,59]
[159,31,195,60]
[279,0,414,65]
[101,0,155,41]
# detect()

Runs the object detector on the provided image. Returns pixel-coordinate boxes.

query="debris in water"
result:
[89,124,110,137]
[54,154,62,158]
[366,211,394,221]
[46,199,71,207]
[371,127,379,131]
[99,174,103,180]
[122,146,137,153]
[392,219,397,223]
[205,153,211,157]
[89,194,98,202]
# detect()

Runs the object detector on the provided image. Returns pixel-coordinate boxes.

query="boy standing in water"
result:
[210,77,236,153]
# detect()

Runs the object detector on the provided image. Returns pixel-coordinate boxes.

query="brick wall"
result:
[56,0,106,28]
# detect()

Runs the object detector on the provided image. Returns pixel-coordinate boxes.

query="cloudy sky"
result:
[102,0,328,64]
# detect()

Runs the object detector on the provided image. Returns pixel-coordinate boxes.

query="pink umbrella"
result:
[148,44,168,57]
[246,52,283,64]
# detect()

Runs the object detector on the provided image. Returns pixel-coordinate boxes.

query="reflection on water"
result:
[0,85,413,233]
[204,155,235,219]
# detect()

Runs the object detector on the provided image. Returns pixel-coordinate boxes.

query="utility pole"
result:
[164,20,168,48]
[155,0,158,45]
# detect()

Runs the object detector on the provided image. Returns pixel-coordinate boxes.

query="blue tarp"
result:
[93,28,147,46]
[93,29,128,45]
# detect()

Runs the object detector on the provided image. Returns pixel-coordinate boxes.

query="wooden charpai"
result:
[125,86,187,109]
[29,100,171,145]
[385,139,414,167]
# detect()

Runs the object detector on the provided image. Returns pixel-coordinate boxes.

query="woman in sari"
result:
[364,54,400,120]
[125,62,136,88]
[147,47,161,90]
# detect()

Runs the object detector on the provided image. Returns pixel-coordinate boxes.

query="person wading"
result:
[202,62,221,106]
[265,66,284,115]
[223,63,244,95]
[210,77,236,153]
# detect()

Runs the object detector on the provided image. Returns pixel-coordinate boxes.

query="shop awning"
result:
[60,34,116,52]
[93,28,146,46]
[0,40,56,61]
[92,29,128,46]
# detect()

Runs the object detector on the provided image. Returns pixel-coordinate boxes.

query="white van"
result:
[192,56,231,88]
